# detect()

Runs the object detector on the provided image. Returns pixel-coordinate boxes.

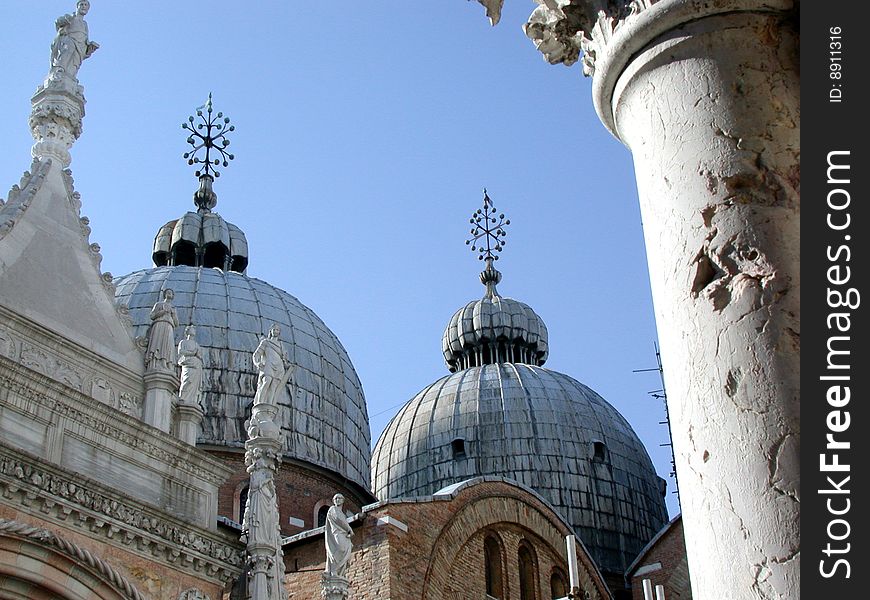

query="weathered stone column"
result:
[243,325,289,600]
[522,1,799,598]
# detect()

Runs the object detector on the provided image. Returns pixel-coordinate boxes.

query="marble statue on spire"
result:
[49,1,99,83]
[30,0,98,167]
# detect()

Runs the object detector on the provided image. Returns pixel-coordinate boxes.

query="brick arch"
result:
[422,492,607,599]
[0,520,143,600]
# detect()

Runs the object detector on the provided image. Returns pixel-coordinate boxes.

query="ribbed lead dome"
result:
[442,263,548,371]
[371,363,668,575]
[114,266,372,491]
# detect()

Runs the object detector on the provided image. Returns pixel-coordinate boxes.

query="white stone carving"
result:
[243,326,287,600]
[0,451,243,582]
[177,325,203,406]
[90,377,114,406]
[146,289,179,373]
[49,1,99,84]
[178,589,211,600]
[0,328,16,359]
[324,493,353,578]
[252,323,292,408]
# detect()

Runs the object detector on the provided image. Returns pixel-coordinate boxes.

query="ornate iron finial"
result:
[466,189,510,262]
[182,94,235,212]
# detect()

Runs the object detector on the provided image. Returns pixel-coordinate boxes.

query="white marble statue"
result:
[146,289,179,372]
[252,324,291,406]
[241,449,279,548]
[324,494,353,577]
[50,0,99,81]
[177,325,203,406]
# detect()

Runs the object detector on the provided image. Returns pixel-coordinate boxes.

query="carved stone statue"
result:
[146,289,179,372]
[49,1,99,81]
[252,324,291,407]
[241,449,279,548]
[324,494,353,577]
[177,325,203,406]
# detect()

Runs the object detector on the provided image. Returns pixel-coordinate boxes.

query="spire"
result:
[466,189,510,298]
[182,93,235,213]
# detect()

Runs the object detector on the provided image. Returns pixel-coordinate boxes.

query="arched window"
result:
[591,440,608,462]
[518,542,538,600]
[237,485,249,524]
[550,569,568,599]
[317,504,330,528]
[484,535,504,599]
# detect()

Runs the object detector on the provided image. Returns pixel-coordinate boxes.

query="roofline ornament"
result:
[182,94,235,212]
[466,189,510,299]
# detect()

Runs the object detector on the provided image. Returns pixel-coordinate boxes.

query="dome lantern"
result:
[442,190,548,372]
[152,95,248,273]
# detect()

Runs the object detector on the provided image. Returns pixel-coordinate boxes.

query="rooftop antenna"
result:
[634,341,681,510]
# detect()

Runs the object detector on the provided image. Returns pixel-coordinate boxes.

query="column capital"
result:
[523,0,795,135]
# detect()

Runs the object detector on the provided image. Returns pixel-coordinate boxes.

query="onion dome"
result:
[152,206,248,273]
[442,262,548,371]
[372,190,668,575]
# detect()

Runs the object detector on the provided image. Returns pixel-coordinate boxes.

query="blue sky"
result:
[2,1,678,516]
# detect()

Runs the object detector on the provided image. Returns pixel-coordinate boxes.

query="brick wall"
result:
[283,477,613,600]
[209,448,370,537]
[628,516,691,600]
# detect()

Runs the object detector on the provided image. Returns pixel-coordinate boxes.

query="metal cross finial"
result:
[182,93,235,180]
[466,189,510,262]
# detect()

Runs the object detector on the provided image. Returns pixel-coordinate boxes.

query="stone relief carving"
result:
[178,589,211,600]
[0,452,243,580]
[90,378,114,406]
[0,373,215,485]
[118,392,141,418]
[520,0,659,76]
[19,343,84,392]
[0,328,16,359]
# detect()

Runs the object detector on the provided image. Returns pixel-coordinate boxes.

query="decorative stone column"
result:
[320,574,349,600]
[521,1,799,598]
[243,326,289,600]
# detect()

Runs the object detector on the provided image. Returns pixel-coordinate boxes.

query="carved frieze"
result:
[0,369,227,488]
[178,589,212,600]
[0,449,243,583]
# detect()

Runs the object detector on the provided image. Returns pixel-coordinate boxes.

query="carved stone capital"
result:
[321,574,349,600]
[522,0,795,134]
[29,85,86,167]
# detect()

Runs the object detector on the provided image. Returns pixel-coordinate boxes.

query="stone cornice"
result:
[0,443,244,585]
